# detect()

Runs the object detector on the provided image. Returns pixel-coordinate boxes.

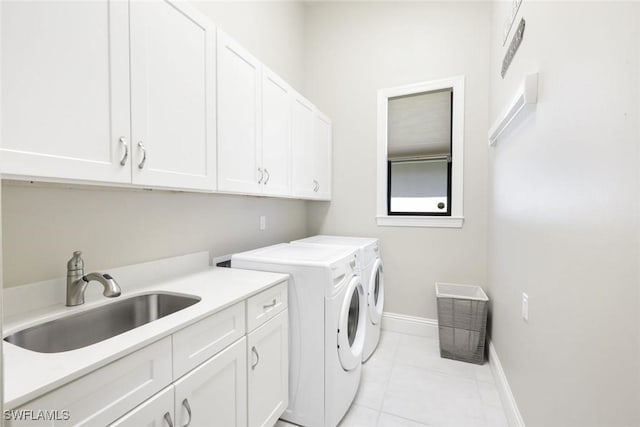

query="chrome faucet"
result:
[66,251,121,306]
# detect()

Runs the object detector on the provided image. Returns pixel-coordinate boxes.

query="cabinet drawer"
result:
[9,337,172,427]
[247,281,288,332]
[172,302,245,379]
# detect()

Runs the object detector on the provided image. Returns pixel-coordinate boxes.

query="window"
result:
[388,157,451,215]
[376,76,464,227]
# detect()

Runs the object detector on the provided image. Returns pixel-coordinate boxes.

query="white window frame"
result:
[376,76,465,228]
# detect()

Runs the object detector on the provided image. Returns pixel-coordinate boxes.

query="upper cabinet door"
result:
[312,111,332,200]
[261,68,292,197]
[130,0,216,191]
[217,30,263,194]
[291,94,315,199]
[1,0,131,183]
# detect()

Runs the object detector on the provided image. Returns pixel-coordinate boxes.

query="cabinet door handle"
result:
[263,298,277,310]
[264,168,270,185]
[137,142,147,169]
[313,180,319,192]
[182,399,192,427]
[257,168,263,184]
[119,137,129,166]
[251,346,260,370]
[163,412,174,427]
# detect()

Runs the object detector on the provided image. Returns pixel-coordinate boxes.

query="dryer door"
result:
[337,276,366,371]
[367,258,384,325]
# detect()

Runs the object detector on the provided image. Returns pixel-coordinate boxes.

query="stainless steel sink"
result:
[4,293,201,353]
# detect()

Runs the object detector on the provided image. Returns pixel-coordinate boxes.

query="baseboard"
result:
[381,312,525,427]
[488,341,526,427]
[381,312,438,338]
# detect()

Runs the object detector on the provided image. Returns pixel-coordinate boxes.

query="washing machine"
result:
[231,243,366,427]
[292,236,384,362]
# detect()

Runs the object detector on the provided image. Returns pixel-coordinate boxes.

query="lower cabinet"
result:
[174,338,248,427]
[248,310,288,427]
[10,282,288,427]
[110,338,248,427]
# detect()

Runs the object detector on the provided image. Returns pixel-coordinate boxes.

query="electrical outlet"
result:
[522,293,529,321]
[259,215,266,231]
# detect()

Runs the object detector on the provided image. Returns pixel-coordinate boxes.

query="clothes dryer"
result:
[292,236,384,361]
[232,243,366,427]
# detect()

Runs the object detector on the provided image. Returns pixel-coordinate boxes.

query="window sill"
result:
[375,215,464,228]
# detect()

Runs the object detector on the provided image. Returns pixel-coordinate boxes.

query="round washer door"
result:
[367,258,384,325]
[337,275,366,371]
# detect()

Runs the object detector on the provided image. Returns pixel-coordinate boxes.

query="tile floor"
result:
[278,330,509,427]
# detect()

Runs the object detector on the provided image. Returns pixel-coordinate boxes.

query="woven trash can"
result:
[436,282,489,365]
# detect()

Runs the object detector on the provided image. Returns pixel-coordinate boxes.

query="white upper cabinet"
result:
[312,111,332,200]
[1,0,131,183]
[2,0,331,200]
[291,94,315,199]
[1,0,216,191]
[261,68,292,197]
[217,50,293,197]
[217,30,262,194]
[291,94,332,200]
[130,0,216,191]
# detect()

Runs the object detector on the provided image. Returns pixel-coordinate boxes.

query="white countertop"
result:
[3,255,289,409]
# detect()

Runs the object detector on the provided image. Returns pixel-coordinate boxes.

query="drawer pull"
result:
[251,346,260,370]
[163,412,174,427]
[263,298,277,310]
[182,399,192,427]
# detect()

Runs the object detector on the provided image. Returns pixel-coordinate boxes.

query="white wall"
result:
[2,182,307,287]
[304,1,491,319]
[487,1,640,425]
[192,1,305,91]
[2,1,309,288]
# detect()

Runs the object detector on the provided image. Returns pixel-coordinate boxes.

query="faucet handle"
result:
[67,251,84,273]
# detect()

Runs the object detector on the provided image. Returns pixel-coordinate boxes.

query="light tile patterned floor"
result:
[278,330,509,427]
